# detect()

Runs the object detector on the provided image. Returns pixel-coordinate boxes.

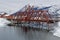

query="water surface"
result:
[0,26,60,40]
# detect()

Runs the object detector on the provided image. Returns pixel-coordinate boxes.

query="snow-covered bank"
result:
[53,22,60,37]
[0,18,11,27]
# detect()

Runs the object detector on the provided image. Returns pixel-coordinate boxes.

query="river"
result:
[0,25,60,40]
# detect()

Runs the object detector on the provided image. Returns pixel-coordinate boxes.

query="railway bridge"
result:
[0,5,60,24]
[0,5,60,31]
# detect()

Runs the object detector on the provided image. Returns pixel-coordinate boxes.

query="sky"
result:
[0,0,60,14]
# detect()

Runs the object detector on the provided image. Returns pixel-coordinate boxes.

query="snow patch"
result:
[0,18,11,27]
[53,22,60,37]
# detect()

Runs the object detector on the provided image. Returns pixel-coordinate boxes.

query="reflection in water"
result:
[15,26,60,40]
[0,22,60,40]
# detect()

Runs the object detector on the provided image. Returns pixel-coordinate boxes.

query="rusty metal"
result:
[0,5,59,23]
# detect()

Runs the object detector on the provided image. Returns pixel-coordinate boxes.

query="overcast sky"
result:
[0,0,60,14]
